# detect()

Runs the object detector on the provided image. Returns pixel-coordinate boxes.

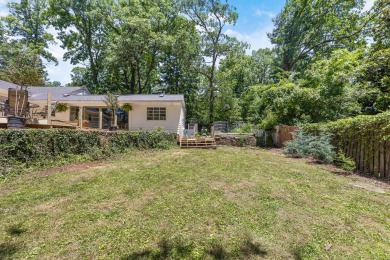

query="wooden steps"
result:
[180,137,217,149]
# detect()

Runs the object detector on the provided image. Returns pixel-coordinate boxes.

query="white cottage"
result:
[0,80,185,135]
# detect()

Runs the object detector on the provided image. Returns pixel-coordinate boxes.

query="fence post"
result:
[47,92,52,125]
[380,141,385,178]
[386,142,390,179]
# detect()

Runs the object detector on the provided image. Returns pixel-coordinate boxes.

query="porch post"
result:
[98,107,103,130]
[47,92,52,125]
[114,114,118,127]
[78,106,83,129]
[128,111,131,131]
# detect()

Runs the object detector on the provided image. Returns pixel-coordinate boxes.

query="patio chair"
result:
[7,88,29,118]
[35,101,57,118]
[0,101,5,117]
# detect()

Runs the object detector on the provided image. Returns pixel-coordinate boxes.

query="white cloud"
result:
[363,0,375,11]
[254,9,275,19]
[0,10,7,17]
[45,45,73,85]
[0,8,73,85]
[0,3,8,16]
[225,24,274,54]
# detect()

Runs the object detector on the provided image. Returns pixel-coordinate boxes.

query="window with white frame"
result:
[147,107,166,120]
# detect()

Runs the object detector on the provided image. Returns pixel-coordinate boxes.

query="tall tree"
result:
[362,0,390,111]
[251,48,277,85]
[269,0,367,72]
[0,23,8,70]
[48,0,112,92]
[99,0,203,123]
[3,0,57,64]
[182,0,239,125]
[68,67,89,87]
[216,47,276,121]
[218,47,275,98]
[156,8,202,121]
[3,50,45,87]
[103,0,167,94]
[370,0,390,49]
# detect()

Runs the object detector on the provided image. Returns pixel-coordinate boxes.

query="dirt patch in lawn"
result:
[37,162,108,177]
[171,150,190,157]
[0,161,109,196]
[209,180,257,203]
[274,148,390,190]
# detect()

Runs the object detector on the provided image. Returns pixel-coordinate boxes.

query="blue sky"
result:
[0,0,375,85]
[226,0,285,52]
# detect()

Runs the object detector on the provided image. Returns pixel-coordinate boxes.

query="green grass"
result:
[0,147,389,259]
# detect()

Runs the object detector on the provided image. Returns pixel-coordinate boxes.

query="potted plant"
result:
[55,103,68,113]
[104,92,119,131]
[121,103,133,112]
[4,51,44,128]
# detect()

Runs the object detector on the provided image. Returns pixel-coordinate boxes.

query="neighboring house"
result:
[0,79,185,134]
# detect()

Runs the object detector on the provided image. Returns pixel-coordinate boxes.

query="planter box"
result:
[7,116,26,129]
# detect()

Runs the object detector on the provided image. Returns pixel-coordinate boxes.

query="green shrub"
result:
[284,130,334,163]
[156,139,175,150]
[255,130,274,147]
[232,123,253,134]
[301,111,390,143]
[0,129,176,177]
[334,149,356,171]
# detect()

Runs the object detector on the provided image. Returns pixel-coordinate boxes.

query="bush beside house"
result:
[0,129,176,176]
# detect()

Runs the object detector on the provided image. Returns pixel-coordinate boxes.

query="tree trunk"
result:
[130,66,136,94]
[86,18,99,89]
[209,78,215,125]
[209,53,217,125]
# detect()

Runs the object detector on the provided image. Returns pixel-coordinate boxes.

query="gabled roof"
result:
[28,87,90,101]
[0,79,18,89]
[0,80,89,100]
[0,79,185,105]
[56,94,185,102]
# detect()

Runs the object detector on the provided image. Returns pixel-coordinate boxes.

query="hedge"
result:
[301,112,390,145]
[301,112,390,178]
[0,129,176,176]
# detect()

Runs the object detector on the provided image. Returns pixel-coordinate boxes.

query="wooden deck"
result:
[180,137,217,149]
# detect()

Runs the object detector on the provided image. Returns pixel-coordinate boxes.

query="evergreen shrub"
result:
[334,149,356,171]
[284,130,334,163]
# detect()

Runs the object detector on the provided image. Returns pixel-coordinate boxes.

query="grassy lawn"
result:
[0,147,389,259]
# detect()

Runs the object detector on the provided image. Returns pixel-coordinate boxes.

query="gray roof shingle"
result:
[0,79,18,89]
[0,80,88,100]
[0,79,184,103]
[28,87,89,100]
[56,94,185,102]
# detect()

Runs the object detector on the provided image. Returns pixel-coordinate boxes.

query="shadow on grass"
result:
[0,242,19,259]
[122,237,267,259]
[6,224,26,236]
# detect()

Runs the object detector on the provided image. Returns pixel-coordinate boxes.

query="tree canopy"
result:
[0,0,388,128]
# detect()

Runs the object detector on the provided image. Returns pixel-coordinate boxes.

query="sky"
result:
[0,0,376,86]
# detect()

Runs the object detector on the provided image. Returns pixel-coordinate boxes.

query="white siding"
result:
[28,101,71,122]
[53,109,70,122]
[129,103,183,133]
[178,107,185,136]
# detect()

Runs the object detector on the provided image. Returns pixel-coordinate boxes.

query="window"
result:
[147,107,166,120]
[70,106,79,121]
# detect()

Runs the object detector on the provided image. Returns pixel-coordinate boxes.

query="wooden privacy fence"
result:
[333,137,390,179]
[213,121,229,133]
[273,125,298,147]
[255,125,297,147]
[302,112,390,179]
